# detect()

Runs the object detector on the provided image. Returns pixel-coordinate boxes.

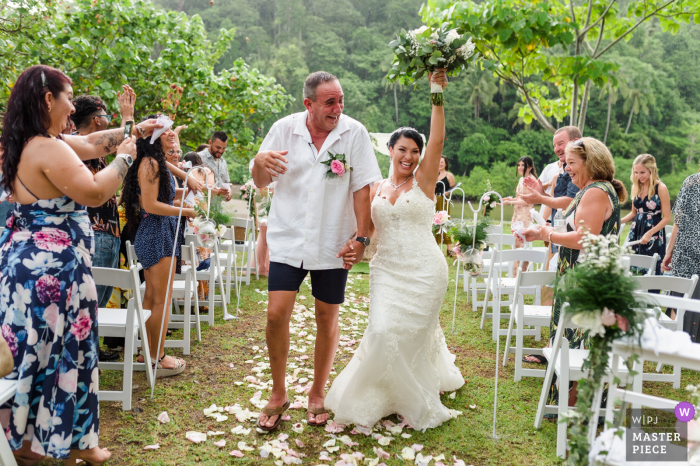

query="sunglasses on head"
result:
[572,139,585,151]
[95,114,113,123]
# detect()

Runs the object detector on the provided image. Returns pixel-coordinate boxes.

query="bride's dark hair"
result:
[388,127,423,154]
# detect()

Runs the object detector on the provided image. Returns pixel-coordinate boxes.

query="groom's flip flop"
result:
[256,400,291,433]
[307,406,329,427]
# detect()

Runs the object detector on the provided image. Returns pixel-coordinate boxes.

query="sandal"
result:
[154,354,186,379]
[256,399,291,432]
[307,406,329,427]
[522,354,547,365]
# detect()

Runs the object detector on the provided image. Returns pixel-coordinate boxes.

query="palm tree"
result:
[620,73,655,134]
[598,79,619,144]
[464,68,497,119]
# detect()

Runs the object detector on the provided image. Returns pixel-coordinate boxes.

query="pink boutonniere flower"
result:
[321,152,352,179]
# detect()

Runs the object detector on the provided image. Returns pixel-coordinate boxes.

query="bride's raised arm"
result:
[416,69,447,199]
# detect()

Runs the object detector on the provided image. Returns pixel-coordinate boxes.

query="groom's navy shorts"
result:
[268,262,348,305]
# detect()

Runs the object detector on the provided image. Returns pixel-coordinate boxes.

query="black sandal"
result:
[522,354,547,365]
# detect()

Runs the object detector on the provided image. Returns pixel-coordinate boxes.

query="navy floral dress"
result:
[626,190,666,275]
[0,196,99,459]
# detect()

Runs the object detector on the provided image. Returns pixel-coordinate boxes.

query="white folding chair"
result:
[94,265,154,410]
[0,379,17,465]
[589,325,700,465]
[213,227,239,304]
[502,270,556,381]
[534,303,630,458]
[481,248,548,340]
[632,276,699,388]
[126,242,199,355]
[184,234,228,327]
[623,253,659,276]
[228,217,258,286]
[465,233,509,310]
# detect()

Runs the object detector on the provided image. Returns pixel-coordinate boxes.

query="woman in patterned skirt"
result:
[0,65,159,464]
[621,154,670,275]
[522,137,627,407]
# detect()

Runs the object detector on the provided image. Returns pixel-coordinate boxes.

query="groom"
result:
[252,71,382,429]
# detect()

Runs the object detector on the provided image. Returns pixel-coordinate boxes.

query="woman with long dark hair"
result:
[0,65,159,465]
[122,116,196,378]
[502,156,538,274]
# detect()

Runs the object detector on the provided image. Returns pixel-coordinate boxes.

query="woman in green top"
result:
[522,137,627,405]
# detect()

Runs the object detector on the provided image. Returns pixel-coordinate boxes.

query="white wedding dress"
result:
[325,176,464,431]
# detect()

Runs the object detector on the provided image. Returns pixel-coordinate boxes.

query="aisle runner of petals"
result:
[150,276,468,466]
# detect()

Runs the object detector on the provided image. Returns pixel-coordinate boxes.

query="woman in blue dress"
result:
[0,65,159,464]
[621,154,671,275]
[121,120,196,379]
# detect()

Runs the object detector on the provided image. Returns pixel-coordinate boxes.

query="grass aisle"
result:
[50,258,699,466]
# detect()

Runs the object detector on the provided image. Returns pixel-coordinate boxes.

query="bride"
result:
[325,70,464,431]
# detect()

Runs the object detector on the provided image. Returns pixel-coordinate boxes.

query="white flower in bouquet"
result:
[571,310,606,337]
[445,29,460,45]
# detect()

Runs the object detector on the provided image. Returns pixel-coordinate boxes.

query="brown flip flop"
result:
[256,400,291,432]
[307,406,329,427]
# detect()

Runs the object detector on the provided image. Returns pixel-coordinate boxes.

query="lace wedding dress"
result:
[325,176,464,431]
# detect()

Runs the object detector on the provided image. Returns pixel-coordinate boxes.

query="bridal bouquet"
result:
[449,217,491,276]
[553,231,647,465]
[387,24,478,106]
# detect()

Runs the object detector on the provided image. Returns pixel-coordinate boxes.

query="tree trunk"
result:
[577,80,592,134]
[570,78,579,127]
[393,83,399,125]
[177,0,186,12]
[475,97,480,119]
[604,92,612,144]
[625,104,634,134]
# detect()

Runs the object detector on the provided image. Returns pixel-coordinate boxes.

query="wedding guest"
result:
[662,170,700,343]
[0,64,160,465]
[434,156,455,196]
[252,71,382,430]
[621,154,670,275]
[522,137,627,408]
[538,157,561,220]
[199,131,232,201]
[122,115,197,378]
[195,143,209,153]
[502,156,538,275]
[72,88,136,358]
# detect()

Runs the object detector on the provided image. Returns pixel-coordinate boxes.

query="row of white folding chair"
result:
[94,265,155,410]
[480,248,548,340]
[126,241,200,355]
[534,303,631,458]
[183,233,230,327]
[465,233,514,309]
[219,217,258,287]
[632,274,698,389]
[502,270,556,381]
[623,252,659,276]
[0,378,16,465]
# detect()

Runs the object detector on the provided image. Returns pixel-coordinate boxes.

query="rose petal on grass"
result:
[327,446,340,453]
[282,414,292,421]
[238,441,255,452]
[319,451,332,461]
[377,436,391,446]
[448,392,456,399]
[373,447,390,459]
[214,440,226,448]
[295,439,304,448]
[401,433,411,439]
[229,450,244,458]
[207,431,225,436]
[185,431,207,443]
[412,444,424,452]
[469,404,476,410]
[157,411,170,424]
[401,447,416,461]
[453,456,466,466]
[325,420,345,433]
[143,444,160,450]
[339,435,359,447]
[292,422,304,434]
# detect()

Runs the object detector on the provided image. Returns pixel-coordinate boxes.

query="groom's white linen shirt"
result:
[260,111,382,270]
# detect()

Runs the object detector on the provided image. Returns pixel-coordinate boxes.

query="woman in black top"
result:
[435,156,456,196]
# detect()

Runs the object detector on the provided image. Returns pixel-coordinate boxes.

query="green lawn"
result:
[33,249,698,465]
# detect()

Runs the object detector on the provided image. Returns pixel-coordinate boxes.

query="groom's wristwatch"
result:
[355,236,370,247]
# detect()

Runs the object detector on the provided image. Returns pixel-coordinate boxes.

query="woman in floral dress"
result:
[621,154,670,276]
[502,156,538,275]
[0,65,158,464]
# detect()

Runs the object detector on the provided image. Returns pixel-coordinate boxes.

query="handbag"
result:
[0,333,14,378]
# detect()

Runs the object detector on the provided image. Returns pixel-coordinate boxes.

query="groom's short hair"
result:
[303,71,338,102]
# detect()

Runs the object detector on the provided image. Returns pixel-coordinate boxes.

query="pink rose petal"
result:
[229,450,244,457]
[277,433,289,442]
[295,439,304,448]
[214,440,226,448]
[144,444,160,450]
[157,411,170,424]
[374,447,390,459]
[412,444,424,452]
[281,414,291,421]
[325,420,346,433]
[289,401,303,409]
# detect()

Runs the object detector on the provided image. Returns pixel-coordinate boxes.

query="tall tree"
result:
[598,77,619,143]
[620,71,655,134]
[465,68,498,119]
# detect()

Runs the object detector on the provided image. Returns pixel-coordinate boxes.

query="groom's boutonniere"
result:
[321,152,353,179]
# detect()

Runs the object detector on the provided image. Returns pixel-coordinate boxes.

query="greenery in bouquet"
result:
[481,180,500,217]
[387,23,478,106]
[449,216,491,254]
[553,232,649,466]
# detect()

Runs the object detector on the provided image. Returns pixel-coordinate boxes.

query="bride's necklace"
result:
[390,174,413,191]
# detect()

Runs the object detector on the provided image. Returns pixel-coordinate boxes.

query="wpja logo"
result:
[624,404,693,462]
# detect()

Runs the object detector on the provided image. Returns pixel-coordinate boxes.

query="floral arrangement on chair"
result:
[432,210,452,236]
[240,179,257,218]
[448,217,491,276]
[553,231,648,465]
[193,199,231,248]
[481,180,499,217]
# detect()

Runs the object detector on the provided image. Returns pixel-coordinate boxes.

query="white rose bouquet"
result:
[388,24,478,106]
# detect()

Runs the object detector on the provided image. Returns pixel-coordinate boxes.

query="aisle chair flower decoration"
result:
[193,197,231,249]
[553,231,649,465]
[432,210,452,236]
[258,193,272,226]
[240,178,257,218]
[387,23,478,106]
[448,216,491,276]
[481,180,499,217]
